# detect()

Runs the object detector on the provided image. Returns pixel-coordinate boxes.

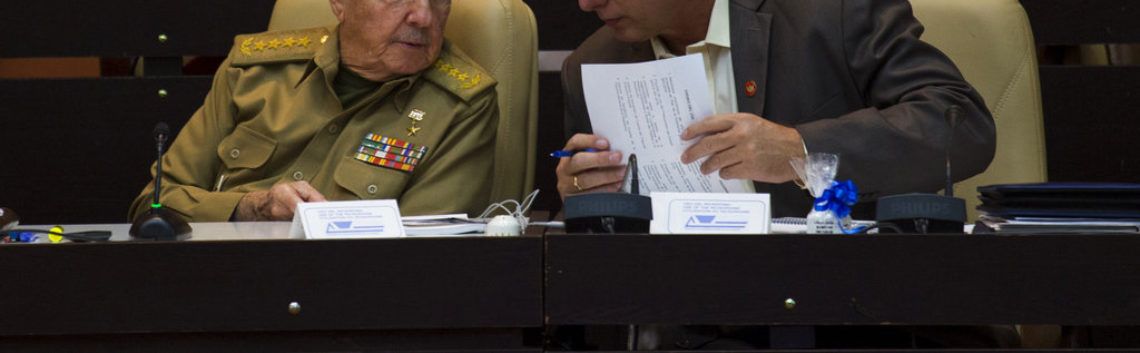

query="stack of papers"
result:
[975,183,1140,234]
[402,214,487,236]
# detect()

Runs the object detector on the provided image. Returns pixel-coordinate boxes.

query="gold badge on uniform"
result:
[407,109,425,136]
[355,133,430,173]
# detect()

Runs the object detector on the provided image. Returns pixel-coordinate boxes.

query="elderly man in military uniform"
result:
[129,0,497,222]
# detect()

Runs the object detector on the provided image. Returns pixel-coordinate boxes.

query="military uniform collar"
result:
[301,24,421,112]
[298,24,341,88]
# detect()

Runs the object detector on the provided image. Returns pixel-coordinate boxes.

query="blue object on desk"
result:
[549,148,599,158]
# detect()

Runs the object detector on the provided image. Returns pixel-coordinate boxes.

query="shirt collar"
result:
[651,0,731,59]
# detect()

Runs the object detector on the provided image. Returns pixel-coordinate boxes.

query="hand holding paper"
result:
[680,112,806,183]
[581,54,752,194]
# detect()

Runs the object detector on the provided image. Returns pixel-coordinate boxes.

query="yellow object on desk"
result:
[48,226,64,243]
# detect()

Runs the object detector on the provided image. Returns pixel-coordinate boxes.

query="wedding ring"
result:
[573,176,583,191]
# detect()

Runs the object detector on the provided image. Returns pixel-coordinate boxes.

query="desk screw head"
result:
[157,89,168,98]
[784,298,797,310]
[288,302,301,315]
[158,34,169,43]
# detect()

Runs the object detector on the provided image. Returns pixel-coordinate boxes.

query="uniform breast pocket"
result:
[216,125,278,185]
[333,156,412,200]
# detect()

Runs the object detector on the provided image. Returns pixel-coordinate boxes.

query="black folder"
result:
[976,182,1140,219]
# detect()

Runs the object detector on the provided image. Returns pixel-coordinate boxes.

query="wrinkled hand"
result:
[680,113,806,183]
[234,181,328,221]
[555,133,627,200]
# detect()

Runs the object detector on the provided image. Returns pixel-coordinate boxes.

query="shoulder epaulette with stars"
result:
[424,42,496,102]
[230,27,330,66]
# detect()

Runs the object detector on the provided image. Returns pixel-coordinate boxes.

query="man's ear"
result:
[328,0,347,22]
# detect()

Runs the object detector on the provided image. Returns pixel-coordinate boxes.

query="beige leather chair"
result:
[910,0,1048,223]
[913,1,1056,346]
[267,0,539,204]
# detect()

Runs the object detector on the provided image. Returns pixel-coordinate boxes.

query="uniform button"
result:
[229,149,241,159]
[327,125,340,134]
[367,185,378,194]
[292,171,304,181]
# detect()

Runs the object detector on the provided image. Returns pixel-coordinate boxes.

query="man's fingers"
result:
[291,181,327,202]
[574,166,627,190]
[681,133,734,164]
[563,133,610,151]
[682,115,736,140]
[275,190,306,218]
[700,148,742,175]
[579,181,623,194]
[718,163,749,180]
[557,166,626,200]
[567,151,624,174]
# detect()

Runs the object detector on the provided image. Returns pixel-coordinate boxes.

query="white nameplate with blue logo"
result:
[649,192,771,234]
[289,200,405,239]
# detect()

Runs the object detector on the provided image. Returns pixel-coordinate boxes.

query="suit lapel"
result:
[731,0,772,117]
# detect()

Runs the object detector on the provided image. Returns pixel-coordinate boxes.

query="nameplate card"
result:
[289,200,405,239]
[649,192,771,234]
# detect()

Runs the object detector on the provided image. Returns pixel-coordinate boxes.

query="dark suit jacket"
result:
[562,0,997,217]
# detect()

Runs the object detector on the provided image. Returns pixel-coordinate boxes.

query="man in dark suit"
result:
[553,0,1014,349]
[557,0,996,218]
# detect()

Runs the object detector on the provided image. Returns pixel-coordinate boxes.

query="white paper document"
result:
[650,192,771,234]
[582,54,752,194]
[290,200,405,239]
[401,214,487,236]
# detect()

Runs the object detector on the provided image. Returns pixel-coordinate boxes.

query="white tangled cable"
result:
[477,189,540,236]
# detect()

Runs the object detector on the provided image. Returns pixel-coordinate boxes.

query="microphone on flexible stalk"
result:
[564,154,652,234]
[874,105,967,234]
[944,105,961,198]
[129,122,192,241]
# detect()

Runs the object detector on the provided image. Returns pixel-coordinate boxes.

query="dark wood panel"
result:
[0,0,275,57]
[1021,0,1140,44]
[0,237,543,336]
[575,351,1140,353]
[0,330,538,353]
[546,234,1140,326]
[1040,66,1140,183]
[0,78,210,224]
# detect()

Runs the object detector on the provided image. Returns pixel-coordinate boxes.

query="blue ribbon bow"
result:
[813,180,858,219]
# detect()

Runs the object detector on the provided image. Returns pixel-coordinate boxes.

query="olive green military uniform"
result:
[129,26,498,222]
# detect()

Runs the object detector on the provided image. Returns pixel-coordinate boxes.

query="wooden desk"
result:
[0,228,543,352]
[545,234,1140,350]
[546,233,1140,325]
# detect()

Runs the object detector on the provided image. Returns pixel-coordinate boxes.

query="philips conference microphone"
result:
[564,154,652,234]
[129,122,191,241]
[875,106,967,234]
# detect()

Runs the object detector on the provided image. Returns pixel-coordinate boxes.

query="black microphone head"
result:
[628,153,639,195]
[154,122,171,142]
[944,105,962,128]
[943,105,962,197]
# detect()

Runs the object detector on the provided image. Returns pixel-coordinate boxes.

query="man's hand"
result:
[555,133,627,200]
[234,181,328,221]
[681,113,806,183]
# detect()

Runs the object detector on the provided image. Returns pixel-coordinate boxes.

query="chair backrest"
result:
[910,0,1047,221]
[267,0,539,205]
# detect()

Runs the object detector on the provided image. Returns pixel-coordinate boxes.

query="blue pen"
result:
[549,148,599,158]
